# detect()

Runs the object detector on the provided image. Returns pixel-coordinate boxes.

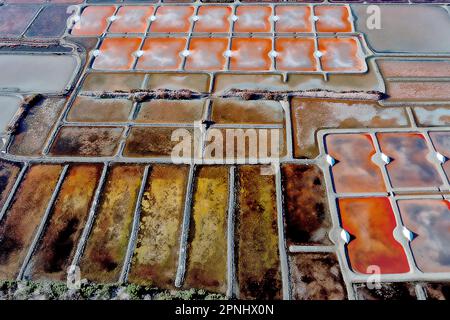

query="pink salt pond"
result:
[398,199,450,273]
[325,133,386,193]
[429,131,450,182]
[377,132,443,189]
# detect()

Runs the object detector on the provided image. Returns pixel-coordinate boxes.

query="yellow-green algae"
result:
[79,165,145,283]
[128,165,189,289]
[184,166,228,293]
[236,165,282,299]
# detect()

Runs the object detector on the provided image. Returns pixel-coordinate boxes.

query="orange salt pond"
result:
[338,197,409,274]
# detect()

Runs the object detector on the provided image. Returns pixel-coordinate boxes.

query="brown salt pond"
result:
[325,133,386,193]
[0,160,21,210]
[128,165,189,289]
[66,97,133,123]
[204,128,286,161]
[210,99,284,125]
[80,73,145,92]
[289,253,347,300]
[281,164,332,246]
[136,99,206,124]
[354,282,417,300]
[236,166,282,299]
[27,164,102,281]
[146,73,211,93]
[184,166,228,294]
[0,165,63,280]
[49,126,124,157]
[291,99,409,158]
[124,127,198,158]
[9,98,66,156]
[79,165,145,283]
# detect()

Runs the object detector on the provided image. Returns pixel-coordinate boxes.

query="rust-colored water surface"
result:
[184,166,228,294]
[79,165,145,283]
[398,199,450,273]
[281,164,331,246]
[377,132,442,188]
[0,160,21,210]
[236,166,282,299]
[290,253,347,300]
[0,165,62,280]
[128,165,189,288]
[338,197,409,274]
[27,164,102,281]
[326,133,386,193]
